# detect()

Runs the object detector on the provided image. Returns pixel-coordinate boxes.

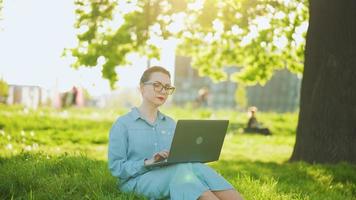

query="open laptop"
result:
[146,119,229,168]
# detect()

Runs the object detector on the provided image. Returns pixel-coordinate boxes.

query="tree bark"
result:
[290,0,356,163]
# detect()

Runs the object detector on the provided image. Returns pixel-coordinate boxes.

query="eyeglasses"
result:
[143,81,175,95]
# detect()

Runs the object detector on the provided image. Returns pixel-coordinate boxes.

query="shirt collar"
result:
[130,107,166,121]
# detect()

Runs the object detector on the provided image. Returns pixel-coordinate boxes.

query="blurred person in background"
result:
[244,106,271,136]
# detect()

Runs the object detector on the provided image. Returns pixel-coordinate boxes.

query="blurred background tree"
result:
[234,84,247,111]
[0,78,9,103]
[82,87,92,103]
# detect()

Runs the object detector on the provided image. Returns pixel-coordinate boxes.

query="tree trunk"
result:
[290,0,356,163]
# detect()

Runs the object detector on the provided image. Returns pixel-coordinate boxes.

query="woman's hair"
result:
[140,66,171,84]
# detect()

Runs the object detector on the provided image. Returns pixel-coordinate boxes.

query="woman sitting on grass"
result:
[108,66,243,200]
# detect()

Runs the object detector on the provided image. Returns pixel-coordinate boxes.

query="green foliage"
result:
[67,0,162,88]
[179,0,309,85]
[82,87,92,101]
[235,84,248,110]
[0,78,8,98]
[0,106,355,199]
[68,0,309,88]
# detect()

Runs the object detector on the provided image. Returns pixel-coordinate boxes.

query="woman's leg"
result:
[170,163,211,200]
[134,166,176,199]
[198,190,220,200]
[212,189,244,200]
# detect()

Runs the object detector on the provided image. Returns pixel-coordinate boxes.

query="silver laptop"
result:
[146,119,229,168]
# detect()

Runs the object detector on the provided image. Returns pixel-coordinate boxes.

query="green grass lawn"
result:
[0,105,355,199]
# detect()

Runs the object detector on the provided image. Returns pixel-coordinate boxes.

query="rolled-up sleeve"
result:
[108,120,149,181]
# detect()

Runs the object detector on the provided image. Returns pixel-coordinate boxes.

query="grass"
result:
[0,104,355,199]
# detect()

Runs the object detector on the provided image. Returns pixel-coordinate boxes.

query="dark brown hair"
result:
[140,66,171,84]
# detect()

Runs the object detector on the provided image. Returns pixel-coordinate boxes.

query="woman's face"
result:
[140,72,172,107]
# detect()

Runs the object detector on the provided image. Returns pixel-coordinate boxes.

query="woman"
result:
[108,66,243,200]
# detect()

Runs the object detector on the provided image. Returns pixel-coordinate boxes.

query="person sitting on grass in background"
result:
[108,66,244,200]
[244,106,271,136]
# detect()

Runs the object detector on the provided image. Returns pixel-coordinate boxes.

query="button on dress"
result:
[108,107,233,200]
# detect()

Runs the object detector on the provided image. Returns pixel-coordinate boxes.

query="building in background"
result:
[5,84,86,109]
[173,56,237,109]
[6,84,52,109]
[173,56,301,112]
[247,70,301,112]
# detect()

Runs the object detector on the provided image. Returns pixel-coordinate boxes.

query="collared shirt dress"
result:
[108,107,233,200]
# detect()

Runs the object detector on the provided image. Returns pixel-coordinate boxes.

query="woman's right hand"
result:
[144,150,169,166]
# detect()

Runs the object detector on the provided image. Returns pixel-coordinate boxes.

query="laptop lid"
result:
[167,119,229,164]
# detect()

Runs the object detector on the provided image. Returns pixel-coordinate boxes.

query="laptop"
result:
[146,119,229,168]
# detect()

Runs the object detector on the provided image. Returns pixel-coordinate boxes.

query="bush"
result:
[0,78,9,103]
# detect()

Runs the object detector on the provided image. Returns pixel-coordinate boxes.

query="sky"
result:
[0,0,175,97]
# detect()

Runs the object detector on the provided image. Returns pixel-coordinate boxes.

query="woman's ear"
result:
[138,84,144,94]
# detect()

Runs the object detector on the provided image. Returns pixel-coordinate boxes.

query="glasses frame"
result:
[143,81,175,95]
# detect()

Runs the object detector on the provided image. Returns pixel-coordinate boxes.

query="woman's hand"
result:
[144,150,169,166]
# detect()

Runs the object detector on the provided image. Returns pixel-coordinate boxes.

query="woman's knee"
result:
[213,189,244,200]
[198,190,219,200]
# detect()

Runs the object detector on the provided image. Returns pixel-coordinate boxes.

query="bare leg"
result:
[198,190,220,200]
[212,189,244,200]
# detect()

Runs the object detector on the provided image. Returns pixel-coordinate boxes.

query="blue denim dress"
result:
[108,107,233,200]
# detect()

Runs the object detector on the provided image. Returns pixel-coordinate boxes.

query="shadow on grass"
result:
[1,153,355,200]
[211,159,356,199]
[0,153,143,200]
